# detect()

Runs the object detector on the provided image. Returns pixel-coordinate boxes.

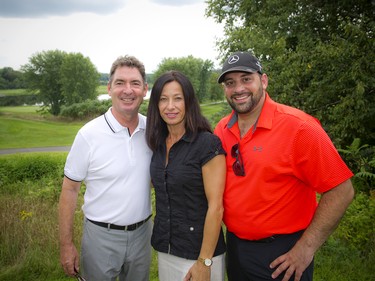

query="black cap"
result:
[217,51,262,83]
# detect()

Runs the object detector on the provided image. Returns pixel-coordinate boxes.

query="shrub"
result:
[331,191,375,257]
[59,99,111,120]
[0,153,66,189]
[338,139,375,194]
[60,99,149,120]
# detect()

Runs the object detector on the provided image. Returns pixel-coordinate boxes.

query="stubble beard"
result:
[227,86,264,114]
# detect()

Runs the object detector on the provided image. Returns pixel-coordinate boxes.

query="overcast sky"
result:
[0,0,224,73]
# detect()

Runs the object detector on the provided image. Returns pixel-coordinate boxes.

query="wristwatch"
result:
[198,257,213,267]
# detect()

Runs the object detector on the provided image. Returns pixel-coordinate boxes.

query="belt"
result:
[87,215,151,231]
[248,229,305,243]
[250,235,277,243]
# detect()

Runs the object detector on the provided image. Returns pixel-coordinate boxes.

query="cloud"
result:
[0,0,223,73]
[0,0,126,18]
[150,0,203,6]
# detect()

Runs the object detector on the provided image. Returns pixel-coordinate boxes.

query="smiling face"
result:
[108,65,147,119]
[158,81,186,129]
[223,72,268,115]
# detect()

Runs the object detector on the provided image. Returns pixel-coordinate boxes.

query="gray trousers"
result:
[81,217,152,281]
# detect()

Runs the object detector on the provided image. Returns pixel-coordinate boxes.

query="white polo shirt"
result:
[64,108,152,225]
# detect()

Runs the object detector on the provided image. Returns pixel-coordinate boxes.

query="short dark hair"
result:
[108,55,147,85]
[146,70,212,152]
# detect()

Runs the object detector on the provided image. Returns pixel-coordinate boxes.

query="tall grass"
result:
[0,153,69,280]
[0,153,159,281]
[1,153,374,281]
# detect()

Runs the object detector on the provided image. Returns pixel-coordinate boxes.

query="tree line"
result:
[1,52,223,116]
[0,66,109,90]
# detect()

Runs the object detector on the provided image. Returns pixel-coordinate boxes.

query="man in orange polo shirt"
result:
[214,51,354,281]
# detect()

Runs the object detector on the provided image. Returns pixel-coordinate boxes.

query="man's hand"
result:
[269,237,314,281]
[60,243,80,277]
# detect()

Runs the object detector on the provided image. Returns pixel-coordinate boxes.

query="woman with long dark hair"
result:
[146,71,226,281]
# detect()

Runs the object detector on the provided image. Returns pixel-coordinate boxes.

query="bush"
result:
[59,99,111,120]
[60,99,149,120]
[331,191,375,257]
[0,153,66,189]
[338,139,375,195]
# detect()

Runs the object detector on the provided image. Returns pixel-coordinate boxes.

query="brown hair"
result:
[108,55,147,85]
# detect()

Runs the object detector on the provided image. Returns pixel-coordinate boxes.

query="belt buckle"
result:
[252,235,275,243]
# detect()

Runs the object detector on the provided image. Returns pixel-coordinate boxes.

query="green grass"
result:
[0,153,159,281]
[0,106,84,149]
[1,153,373,281]
[0,89,29,96]
[201,101,227,116]
[0,103,226,150]
[0,119,82,149]
[0,105,39,113]
[97,85,108,95]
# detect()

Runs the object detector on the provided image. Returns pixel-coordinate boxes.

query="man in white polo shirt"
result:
[59,55,152,281]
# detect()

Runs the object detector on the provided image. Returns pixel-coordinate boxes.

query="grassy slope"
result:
[0,103,225,149]
[0,89,29,96]
[0,106,83,149]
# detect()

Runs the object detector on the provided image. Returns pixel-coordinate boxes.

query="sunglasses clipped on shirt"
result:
[231,143,245,176]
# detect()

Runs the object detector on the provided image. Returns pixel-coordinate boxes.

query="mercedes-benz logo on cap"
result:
[228,55,239,64]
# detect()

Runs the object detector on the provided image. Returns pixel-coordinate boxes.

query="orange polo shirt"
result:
[214,94,353,240]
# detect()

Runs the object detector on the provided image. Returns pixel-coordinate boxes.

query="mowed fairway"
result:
[0,106,83,149]
[0,102,227,150]
[200,101,227,116]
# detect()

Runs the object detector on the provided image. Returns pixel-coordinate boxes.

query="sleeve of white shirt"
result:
[64,131,90,182]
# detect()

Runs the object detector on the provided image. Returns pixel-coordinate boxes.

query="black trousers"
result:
[226,230,314,281]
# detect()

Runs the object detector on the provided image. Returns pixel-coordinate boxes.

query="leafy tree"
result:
[0,75,7,90]
[22,50,99,115]
[22,50,66,115]
[0,67,26,89]
[208,71,225,101]
[60,53,99,105]
[338,138,375,194]
[206,0,375,147]
[99,73,110,85]
[153,55,214,102]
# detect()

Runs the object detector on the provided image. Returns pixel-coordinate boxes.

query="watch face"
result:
[204,259,213,266]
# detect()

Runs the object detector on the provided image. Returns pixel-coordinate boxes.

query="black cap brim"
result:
[217,67,259,83]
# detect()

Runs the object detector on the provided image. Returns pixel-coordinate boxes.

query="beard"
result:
[226,85,264,114]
